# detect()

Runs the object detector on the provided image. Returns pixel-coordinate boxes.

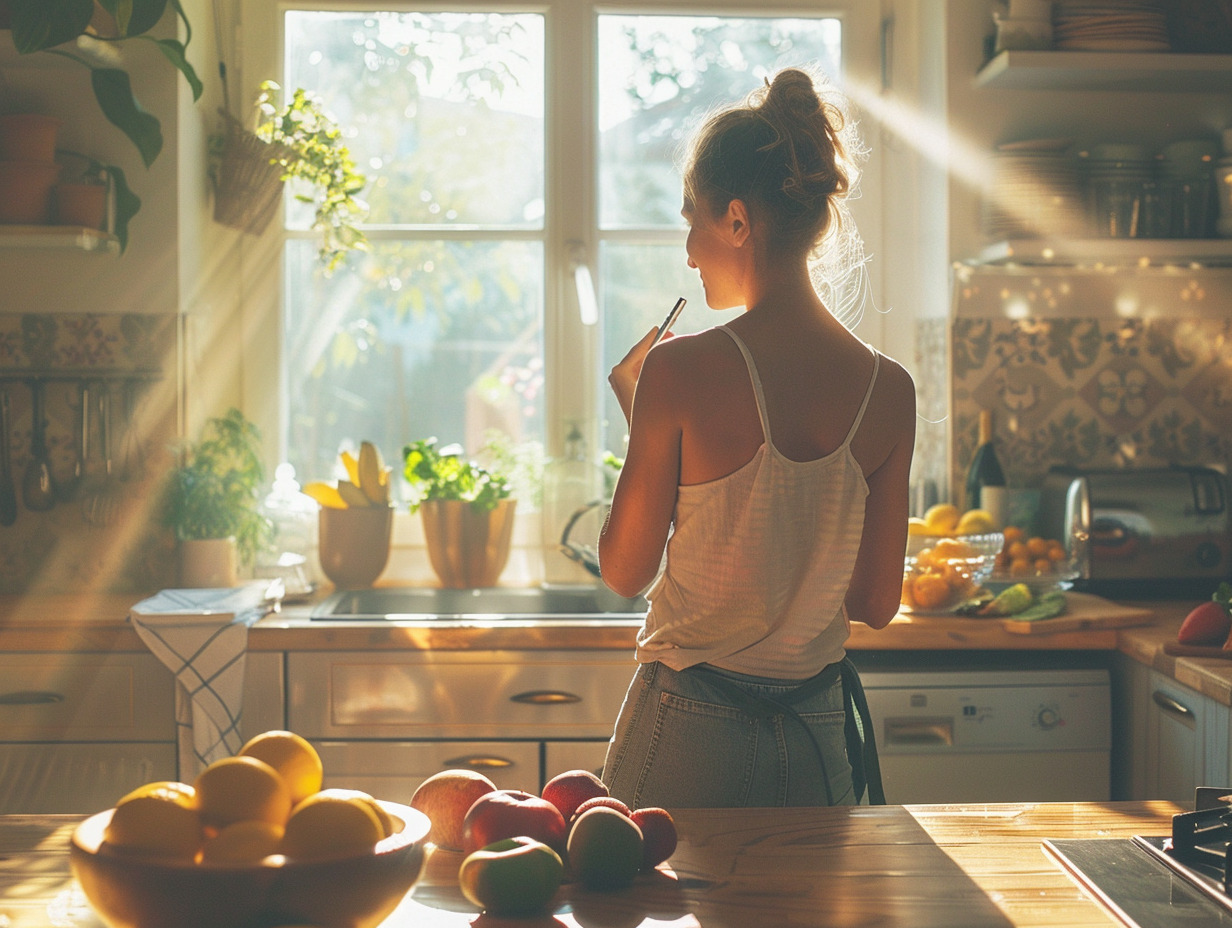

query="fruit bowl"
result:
[69,800,430,928]
[902,532,1005,614]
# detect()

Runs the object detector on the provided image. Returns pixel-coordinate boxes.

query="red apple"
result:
[630,807,677,870]
[462,789,567,856]
[1178,600,1232,646]
[542,769,609,822]
[571,796,632,824]
[410,769,498,851]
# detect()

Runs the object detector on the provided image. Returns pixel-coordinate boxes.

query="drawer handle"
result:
[443,754,515,770]
[884,717,953,747]
[510,690,582,705]
[0,690,66,705]
[1152,690,1195,720]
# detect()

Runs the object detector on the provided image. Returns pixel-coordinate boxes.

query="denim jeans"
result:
[601,660,856,808]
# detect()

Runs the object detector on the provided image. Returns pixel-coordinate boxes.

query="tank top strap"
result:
[718,326,771,443]
[840,345,881,448]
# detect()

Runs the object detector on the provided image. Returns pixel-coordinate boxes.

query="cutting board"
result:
[1163,642,1232,660]
[1000,591,1153,635]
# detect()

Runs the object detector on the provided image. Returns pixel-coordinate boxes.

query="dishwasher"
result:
[857,658,1111,804]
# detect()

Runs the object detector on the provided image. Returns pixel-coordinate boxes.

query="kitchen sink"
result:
[309,586,647,621]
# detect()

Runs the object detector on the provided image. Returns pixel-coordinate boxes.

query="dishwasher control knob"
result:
[1037,707,1060,730]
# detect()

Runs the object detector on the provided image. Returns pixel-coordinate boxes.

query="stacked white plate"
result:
[1052,0,1171,51]
[984,139,1087,240]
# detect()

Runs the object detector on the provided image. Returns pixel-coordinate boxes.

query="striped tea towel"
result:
[130,581,282,779]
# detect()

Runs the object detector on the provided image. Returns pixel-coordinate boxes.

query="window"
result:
[238,1,879,575]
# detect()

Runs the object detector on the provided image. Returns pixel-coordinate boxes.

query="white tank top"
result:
[636,326,879,679]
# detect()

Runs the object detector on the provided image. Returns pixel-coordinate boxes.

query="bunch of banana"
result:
[302,441,392,508]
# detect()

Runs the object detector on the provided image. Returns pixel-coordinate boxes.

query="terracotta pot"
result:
[0,160,61,224]
[54,182,107,229]
[179,537,239,588]
[0,114,60,162]
[420,498,516,589]
[318,505,394,589]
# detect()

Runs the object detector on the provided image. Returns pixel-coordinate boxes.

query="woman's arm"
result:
[845,363,917,629]
[598,338,683,598]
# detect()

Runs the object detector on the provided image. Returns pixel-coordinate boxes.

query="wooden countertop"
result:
[0,801,1186,928]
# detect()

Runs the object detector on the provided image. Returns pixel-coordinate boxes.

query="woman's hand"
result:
[609,327,662,425]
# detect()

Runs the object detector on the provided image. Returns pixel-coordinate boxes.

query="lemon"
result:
[281,788,386,860]
[104,782,202,859]
[923,503,960,535]
[200,820,285,863]
[907,517,930,537]
[195,756,293,830]
[239,730,324,805]
[955,509,996,534]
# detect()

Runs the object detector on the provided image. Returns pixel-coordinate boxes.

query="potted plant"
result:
[403,437,516,589]
[211,82,367,273]
[6,0,203,169]
[161,408,273,587]
[54,150,141,252]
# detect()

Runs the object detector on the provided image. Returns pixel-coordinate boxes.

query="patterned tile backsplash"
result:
[0,313,178,595]
[921,269,1232,510]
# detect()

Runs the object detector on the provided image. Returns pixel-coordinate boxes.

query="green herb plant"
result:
[162,408,273,566]
[402,437,512,514]
[253,82,368,273]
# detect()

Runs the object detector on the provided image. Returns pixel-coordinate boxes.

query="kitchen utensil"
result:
[81,385,118,525]
[118,378,144,482]
[58,382,88,502]
[21,379,56,512]
[0,389,16,526]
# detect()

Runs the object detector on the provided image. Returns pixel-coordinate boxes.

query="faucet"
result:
[558,499,607,578]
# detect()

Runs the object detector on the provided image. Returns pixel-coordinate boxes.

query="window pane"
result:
[284,11,545,228]
[597,15,842,229]
[284,239,544,479]
[599,243,740,457]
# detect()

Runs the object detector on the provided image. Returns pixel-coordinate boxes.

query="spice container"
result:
[1082,143,1153,238]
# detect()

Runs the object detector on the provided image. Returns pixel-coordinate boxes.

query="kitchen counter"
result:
[0,801,1186,928]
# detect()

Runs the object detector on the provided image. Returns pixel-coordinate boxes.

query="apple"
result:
[1178,600,1232,646]
[462,789,567,856]
[410,769,497,851]
[630,807,677,870]
[542,769,609,821]
[458,836,563,916]
[567,806,643,891]
[571,795,632,823]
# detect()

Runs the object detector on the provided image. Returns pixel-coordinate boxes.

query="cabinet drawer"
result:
[314,740,540,800]
[544,740,610,781]
[289,650,636,739]
[0,743,176,813]
[0,653,175,742]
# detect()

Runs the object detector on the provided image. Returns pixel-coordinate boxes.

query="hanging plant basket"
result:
[211,110,297,236]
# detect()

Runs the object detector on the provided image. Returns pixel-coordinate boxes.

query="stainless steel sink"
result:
[309,586,647,621]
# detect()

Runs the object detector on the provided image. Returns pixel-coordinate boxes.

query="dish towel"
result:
[130,581,282,780]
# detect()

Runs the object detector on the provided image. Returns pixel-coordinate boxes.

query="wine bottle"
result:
[965,408,1006,514]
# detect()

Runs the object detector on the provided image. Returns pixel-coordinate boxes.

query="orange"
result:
[932,537,973,561]
[281,788,386,860]
[194,755,293,831]
[200,820,285,863]
[238,730,324,805]
[1002,525,1024,544]
[104,781,202,859]
[912,572,952,610]
[1025,536,1049,558]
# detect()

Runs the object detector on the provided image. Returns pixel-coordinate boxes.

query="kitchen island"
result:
[0,800,1190,927]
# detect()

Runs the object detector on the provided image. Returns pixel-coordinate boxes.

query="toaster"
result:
[1036,466,1232,599]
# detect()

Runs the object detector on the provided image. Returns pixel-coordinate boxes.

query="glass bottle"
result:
[257,462,319,593]
[965,409,1006,520]
[541,423,603,586]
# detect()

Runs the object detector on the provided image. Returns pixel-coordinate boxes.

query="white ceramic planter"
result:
[179,537,238,588]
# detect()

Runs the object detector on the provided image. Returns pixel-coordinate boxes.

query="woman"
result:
[598,68,916,809]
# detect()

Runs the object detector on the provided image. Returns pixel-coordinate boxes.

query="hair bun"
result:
[764,69,822,118]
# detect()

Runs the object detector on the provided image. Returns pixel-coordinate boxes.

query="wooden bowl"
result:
[69,800,430,928]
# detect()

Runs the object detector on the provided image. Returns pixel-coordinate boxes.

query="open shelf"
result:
[0,226,119,254]
[975,50,1232,92]
[975,238,1232,267]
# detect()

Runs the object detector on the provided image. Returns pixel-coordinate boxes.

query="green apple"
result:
[458,836,563,916]
[566,806,644,891]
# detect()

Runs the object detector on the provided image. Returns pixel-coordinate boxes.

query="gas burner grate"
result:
[1168,787,1232,894]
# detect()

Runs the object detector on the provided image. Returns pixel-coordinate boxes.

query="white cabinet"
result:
[287,649,636,794]
[1144,670,1230,805]
[0,652,177,813]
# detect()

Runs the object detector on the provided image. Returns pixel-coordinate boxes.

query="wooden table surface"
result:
[0,801,1186,928]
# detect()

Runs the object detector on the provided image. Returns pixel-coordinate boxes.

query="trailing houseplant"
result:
[7,0,204,169]
[56,149,140,252]
[211,82,367,273]
[161,408,273,572]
